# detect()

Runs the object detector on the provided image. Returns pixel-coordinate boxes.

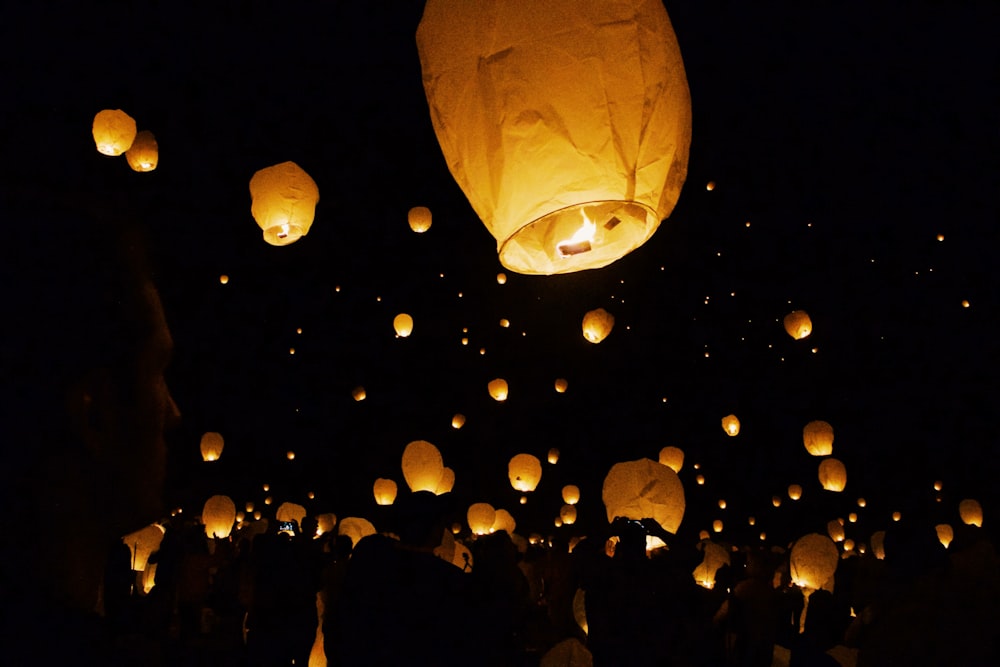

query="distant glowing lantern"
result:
[373,478,398,506]
[933,480,943,491]
[547,448,560,464]
[721,414,740,437]
[696,475,705,486]
[554,378,569,393]
[492,509,517,535]
[488,378,509,401]
[961,299,970,308]
[582,308,615,344]
[772,496,782,508]
[803,421,834,456]
[219,275,229,285]
[658,446,684,472]
[788,485,803,501]
[562,485,581,505]
[245,502,254,513]
[401,440,445,493]
[468,502,497,535]
[200,431,224,462]
[286,451,296,461]
[92,109,136,156]
[496,272,507,285]
[416,0,691,275]
[892,511,902,522]
[508,453,543,492]
[560,505,578,525]
[717,499,727,509]
[408,206,432,233]
[125,130,158,172]
[959,499,983,527]
[249,161,319,246]
[818,458,847,492]
[202,495,236,539]
[936,524,954,548]
[499,318,510,328]
[857,497,867,508]
[434,467,456,495]
[352,386,366,401]
[602,458,685,534]
[871,531,886,560]
[122,523,165,571]
[554,517,563,528]
[790,533,838,590]
[338,517,376,548]
[519,495,528,505]
[393,313,414,337]
[827,520,845,543]
[784,310,813,339]
[451,414,466,429]
[712,519,723,533]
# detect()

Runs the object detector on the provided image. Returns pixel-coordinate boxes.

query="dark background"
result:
[3,1,997,546]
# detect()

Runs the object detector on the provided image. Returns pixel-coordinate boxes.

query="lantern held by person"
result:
[602,458,685,534]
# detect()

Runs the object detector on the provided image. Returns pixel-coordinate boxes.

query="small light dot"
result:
[937,234,944,242]
[745,221,751,228]
[219,274,229,285]
[458,292,463,298]
[296,327,303,334]
[335,286,341,292]
[962,300,970,308]
[376,296,381,302]
[811,348,818,354]
[289,348,295,355]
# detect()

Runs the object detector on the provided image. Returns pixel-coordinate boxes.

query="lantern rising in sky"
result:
[249,161,319,246]
[407,206,432,233]
[200,431,224,462]
[721,414,740,437]
[582,308,615,344]
[417,0,691,275]
[125,130,158,172]
[92,108,136,156]
[784,310,813,340]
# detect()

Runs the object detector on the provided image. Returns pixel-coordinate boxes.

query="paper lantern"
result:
[508,453,543,492]
[959,499,983,527]
[818,458,847,492]
[871,531,886,560]
[788,484,803,500]
[783,310,813,340]
[554,378,569,393]
[562,485,580,505]
[492,509,517,535]
[352,386,367,401]
[92,109,136,156]
[122,523,165,571]
[417,0,691,275]
[316,513,337,536]
[338,517,376,548]
[692,540,730,589]
[602,458,685,534]
[373,478,398,506]
[249,161,319,246]
[202,495,236,539]
[245,502,254,513]
[468,502,497,535]
[496,272,507,285]
[401,440,445,493]
[658,446,684,472]
[434,467,455,495]
[200,431,224,462]
[721,414,740,437]
[935,523,954,548]
[802,420,834,456]
[560,505,578,525]
[124,130,158,172]
[408,206,432,233]
[451,413,466,429]
[827,520,846,543]
[393,313,414,337]
[772,496,782,508]
[790,533,839,590]
[141,562,158,594]
[582,308,615,343]
[488,378,509,401]
[712,519,723,533]
[276,502,307,530]
[547,448,560,464]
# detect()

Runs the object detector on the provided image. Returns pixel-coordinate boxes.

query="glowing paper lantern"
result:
[496,272,507,285]
[602,458,685,534]
[417,0,691,275]
[788,484,803,500]
[468,502,497,535]
[276,502,307,530]
[249,161,320,246]
[451,413,466,429]
[124,130,158,172]
[562,485,581,505]
[554,378,569,393]
[407,206,432,233]
[692,540,730,589]
[827,520,846,543]
[658,446,684,472]
[492,509,517,535]
[434,467,456,495]
[784,310,813,340]
[373,478,398,506]
[582,308,615,343]
[488,378,509,401]
[401,440,445,493]
[202,495,236,539]
[818,458,847,492]
[338,517,376,548]
[936,524,954,548]
[802,420,834,456]
[316,513,337,536]
[92,109,136,156]
[959,499,983,527]
[200,431,224,462]
[560,505,578,525]
[122,523,165,571]
[352,386,367,401]
[712,519,723,533]
[547,448,560,464]
[790,533,838,590]
[508,453,543,492]
[871,531,886,560]
[393,313,414,337]
[721,414,740,437]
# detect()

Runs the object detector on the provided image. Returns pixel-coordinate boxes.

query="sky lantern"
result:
[468,502,497,535]
[401,440,445,493]
[790,533,839,591]
[784,310,813,340]
[602,458,685,534]
[417,0,690,275]
[547,448,560,464]
[803,420,834,456]
[582,308,615,343]
[658,446,684,472]
[338,517,376,548]
[200,431,224,462]
[407,206,432,233]
[692,540,730,589]
[352,386,366,402]
[373,478,398,506]
[249,161,319,246]
[125,130,158,172]
[488,378,509,401]
[936,523,954,548]
[508,453,543,492]
[554,378,568,393]
[789,484,803,501]
[92,109,136,156]
[276,502,307,531]
[871,531,886,560]
[721,414,740,437]
[393,313,414,337]
[316,513,337,536]
[496,272,507,285]
[451,413,466,429]
[827,520,846,543]
[562,485,581,505]
[202,495,236,539]
[434,467,456,495]
[492,509,517,535]
[560,505,578,525]
[818,458,847,492]
[712,519,723,533]
[959,499,983,527]
[121,523,165,571]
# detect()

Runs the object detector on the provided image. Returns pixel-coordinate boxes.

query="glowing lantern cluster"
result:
[468,502,497,535]
[959,499,983,527]
[92,109,137,156]
[602,458,685,534]
[417,0,691,275]
[802,420,834,456]
[658,446,684,472]
[582,308,615,343]
[401,440,447,493]
[790,533,838,590]
[407,206,432,233]
[249,161,320,246]
[508,453,543,492]
[488,378,509,401]
[200,431,224,462]
[202,495,237,539]
[125,130,158,172]
[721,414,740,437]
[784,310,813,340]
[818,458,847,492]
[393,313,414,337]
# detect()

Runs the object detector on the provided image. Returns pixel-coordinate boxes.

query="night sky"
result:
[4,1,998,546]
